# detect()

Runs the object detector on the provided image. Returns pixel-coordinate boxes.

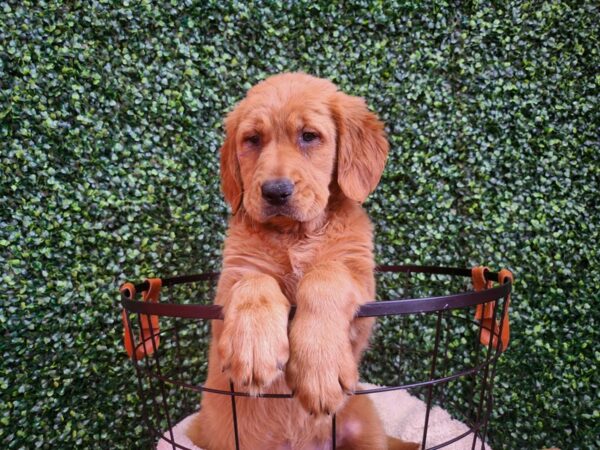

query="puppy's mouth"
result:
[263,204,299,221]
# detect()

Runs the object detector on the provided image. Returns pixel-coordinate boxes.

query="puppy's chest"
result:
[277,240,320,304]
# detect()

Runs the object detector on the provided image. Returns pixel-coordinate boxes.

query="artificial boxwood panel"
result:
[1,1,598,449]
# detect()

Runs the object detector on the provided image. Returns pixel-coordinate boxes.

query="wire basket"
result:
[119,265,513,450]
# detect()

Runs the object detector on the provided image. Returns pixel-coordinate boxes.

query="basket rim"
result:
[120,264,512,319]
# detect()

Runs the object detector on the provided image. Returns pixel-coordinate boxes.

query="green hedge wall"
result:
[1,1,598,448]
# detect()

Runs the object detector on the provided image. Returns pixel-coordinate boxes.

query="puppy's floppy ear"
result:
[220,111,243,213]
[331,92,389,203]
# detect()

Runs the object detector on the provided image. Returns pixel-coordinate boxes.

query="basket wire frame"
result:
[120,266,512,450]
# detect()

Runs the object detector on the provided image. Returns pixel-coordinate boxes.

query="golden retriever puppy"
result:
[188,73,418,450]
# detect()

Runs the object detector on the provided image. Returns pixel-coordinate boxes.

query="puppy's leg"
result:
[335,395,386,450]
[218,273,290,393]
[286,262,364,415]
[386,436,421,450]
[335,395,420,450]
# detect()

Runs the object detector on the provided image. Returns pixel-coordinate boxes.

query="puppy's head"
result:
[220,73,388,224]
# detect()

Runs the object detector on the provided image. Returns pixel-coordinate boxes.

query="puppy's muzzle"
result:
[261,179,294,206]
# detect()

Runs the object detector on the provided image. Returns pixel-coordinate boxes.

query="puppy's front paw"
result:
[217,276,289,393]
[286,318,358,415]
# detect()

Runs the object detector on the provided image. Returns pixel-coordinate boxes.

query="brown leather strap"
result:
[121,278,162,359]
[472,266,513,352]
[496,268,513,351]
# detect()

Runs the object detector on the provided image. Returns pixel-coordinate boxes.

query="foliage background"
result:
[1,0,598,448]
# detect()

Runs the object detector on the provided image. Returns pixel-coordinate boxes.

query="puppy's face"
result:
[231,75,338,223]
[221,73,389,225]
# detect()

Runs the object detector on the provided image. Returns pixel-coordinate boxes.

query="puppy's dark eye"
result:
[301,131,318,143]
[245,134,261,146]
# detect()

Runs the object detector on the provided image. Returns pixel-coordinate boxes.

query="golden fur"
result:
[188,73,418,450]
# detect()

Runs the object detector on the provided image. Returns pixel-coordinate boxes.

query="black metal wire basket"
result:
[120,265,513,450]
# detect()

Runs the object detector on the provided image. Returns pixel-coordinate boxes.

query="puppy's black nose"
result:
[261,179,294,206]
